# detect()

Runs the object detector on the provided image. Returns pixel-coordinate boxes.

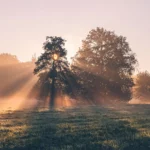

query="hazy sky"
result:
[0,0,150,72]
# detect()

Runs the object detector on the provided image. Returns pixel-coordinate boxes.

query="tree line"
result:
[1,27,150,106]
[0,54,35,98]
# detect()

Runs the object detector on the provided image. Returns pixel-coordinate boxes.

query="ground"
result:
[0,104,150,150]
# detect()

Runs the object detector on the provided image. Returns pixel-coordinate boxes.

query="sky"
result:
[0,0,150,72]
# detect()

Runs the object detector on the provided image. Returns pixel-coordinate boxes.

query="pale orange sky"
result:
[0,0,150,72]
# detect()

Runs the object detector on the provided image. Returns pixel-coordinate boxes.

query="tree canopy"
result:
[72,27,137,102]
[133,71,150,101]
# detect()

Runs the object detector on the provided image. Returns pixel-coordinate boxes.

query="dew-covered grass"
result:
[0,104,150,150]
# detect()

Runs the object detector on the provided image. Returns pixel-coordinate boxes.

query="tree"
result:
[72,27,137,102]
[34,36,75,108]
[133,71,150,101]
[0,53,19,65]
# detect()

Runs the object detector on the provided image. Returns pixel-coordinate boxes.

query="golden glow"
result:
[0,76,38,111]
[0,63,38,111]
[55,95,75,108]
[53,54,58,60]
[129,99,150,104]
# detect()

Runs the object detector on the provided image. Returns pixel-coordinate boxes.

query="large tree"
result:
[34,36,75,107]
[72,27,137,102]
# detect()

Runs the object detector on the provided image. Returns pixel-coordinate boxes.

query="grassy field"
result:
[0,104,150,150]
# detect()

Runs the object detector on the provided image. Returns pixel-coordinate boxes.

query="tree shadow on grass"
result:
[0,106,150,150]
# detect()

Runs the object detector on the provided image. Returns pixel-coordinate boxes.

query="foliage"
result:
[0,53,19,65]
[34,36,67,74]
[134,71,150,100]
[72,27,137,102]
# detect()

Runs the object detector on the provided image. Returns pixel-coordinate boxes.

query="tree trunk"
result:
[50,61,56,108]
[50,76,55,108]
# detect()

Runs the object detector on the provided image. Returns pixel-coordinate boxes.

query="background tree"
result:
[0,53,35,98]
[72,27,137,103]
[133,71,150,101]
[34,36,75,107]
[0,53,19,66]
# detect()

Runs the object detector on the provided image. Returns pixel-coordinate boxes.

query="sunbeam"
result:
[0,76,38,110]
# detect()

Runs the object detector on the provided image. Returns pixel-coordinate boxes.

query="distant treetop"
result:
[0,53,19,65]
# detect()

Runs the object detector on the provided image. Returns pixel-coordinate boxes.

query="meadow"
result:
[0,104,150,150]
